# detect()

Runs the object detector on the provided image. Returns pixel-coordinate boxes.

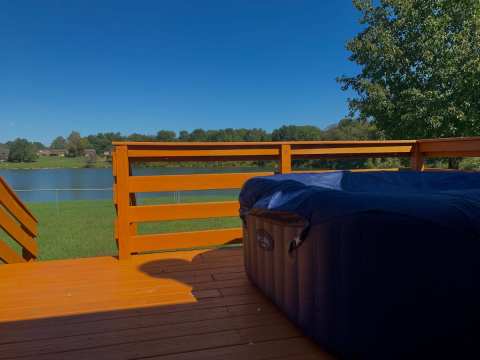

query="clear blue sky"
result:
[0,0,362,145]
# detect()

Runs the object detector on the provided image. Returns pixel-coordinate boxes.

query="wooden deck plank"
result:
[0,248,330,359]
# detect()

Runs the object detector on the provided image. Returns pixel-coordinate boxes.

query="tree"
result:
[32,141,46,151]
[339,0,480,139]
[178,130,190,141]
[66,131,90,157]
[189,129,208,141]
[87,132,123,154]
[323,118,380,140]
[156,130,176,141]
[50,136,67,149]
[7,138,37,162]
[271,125,323,141]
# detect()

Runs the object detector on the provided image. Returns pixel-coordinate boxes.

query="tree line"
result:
[1,119,379,162]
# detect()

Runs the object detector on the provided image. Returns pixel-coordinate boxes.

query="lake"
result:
[0,167,264,203]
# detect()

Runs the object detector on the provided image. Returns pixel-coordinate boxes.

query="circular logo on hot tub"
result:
[256,229,274,251]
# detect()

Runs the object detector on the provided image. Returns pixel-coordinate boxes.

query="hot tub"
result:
[240,171,480,359]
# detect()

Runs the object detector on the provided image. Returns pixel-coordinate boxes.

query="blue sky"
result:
[1,0,362,144]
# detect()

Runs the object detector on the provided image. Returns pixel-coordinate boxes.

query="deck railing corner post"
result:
[114,144,132,260]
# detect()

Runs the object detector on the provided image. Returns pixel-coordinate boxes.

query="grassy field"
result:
[0,156,111,169]
[1,194,241,261]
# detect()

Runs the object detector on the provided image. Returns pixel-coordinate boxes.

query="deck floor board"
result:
[0,248,332,359]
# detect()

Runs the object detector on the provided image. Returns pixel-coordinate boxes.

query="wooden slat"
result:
[129,201,239,222]
[129,172,273,193]
[0,238,25,264]
[292,168,400,173]
[112,140,417,146]
[0,180,38,236]
[418,138,480,154]
[128,148,279,158]
[291,145,413,157]
[131,228,243,253]
[0,178,37,222]
[0,207,37,257]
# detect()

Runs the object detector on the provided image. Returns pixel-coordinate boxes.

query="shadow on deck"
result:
[0,247,331,360]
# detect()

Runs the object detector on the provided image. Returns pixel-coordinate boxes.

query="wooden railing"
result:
[112,137,480,259]
[0,177,38,263]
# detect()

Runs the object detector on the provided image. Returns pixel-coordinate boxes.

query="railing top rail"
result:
[112,140,418,147]
[417,136,480,143]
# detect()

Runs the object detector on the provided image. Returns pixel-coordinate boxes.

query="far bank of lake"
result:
[0,167,268,202]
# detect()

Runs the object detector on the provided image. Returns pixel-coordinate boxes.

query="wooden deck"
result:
[0,247,331,360]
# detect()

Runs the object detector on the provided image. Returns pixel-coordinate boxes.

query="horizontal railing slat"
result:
[0,208,38,257]
[0,181,38,237]
[131,228,243,253]
[291,145,413,157]
[128,148,279,158]
[129,201,239,222]
[128,172,273,193]
[292,168,401,173]
[0,238,25,264]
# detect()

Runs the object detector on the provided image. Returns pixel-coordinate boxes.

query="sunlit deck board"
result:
[0,248,332,360]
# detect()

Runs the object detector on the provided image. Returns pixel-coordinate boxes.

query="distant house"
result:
[103,150,112,160]
[84,149,97,162]
[37,149,67,157]
[0,147,9,161]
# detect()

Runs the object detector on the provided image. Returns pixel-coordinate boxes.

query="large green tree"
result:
[339,0,480,139]
[66,131,91,157]
[7,138,37,162]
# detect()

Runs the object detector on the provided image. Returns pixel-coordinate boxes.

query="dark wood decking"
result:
[0,247,331,359]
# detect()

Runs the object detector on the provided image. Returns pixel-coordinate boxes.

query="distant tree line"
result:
[1,118,380,163]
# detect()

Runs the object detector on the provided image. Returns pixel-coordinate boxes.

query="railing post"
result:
[280,144,292,174]
[411,143,424,171]
[115,145,132,260]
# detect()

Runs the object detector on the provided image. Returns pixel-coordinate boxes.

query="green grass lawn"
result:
[1,194,242,261]
[0,156,111,169]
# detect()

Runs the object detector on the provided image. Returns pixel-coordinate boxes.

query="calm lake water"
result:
[0,167,263,203]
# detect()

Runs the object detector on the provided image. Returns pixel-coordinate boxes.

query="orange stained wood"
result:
[114,145,132,260]
[0,247,333,360]
[112,139,417,146]
[290,145,413,156]
[0,177,38,263]
[127,148,280,158]
[112,137,480,258]
[129,201,239,222]
[280,144,292,173]
[131,228,243,253]
[128,172,273,193]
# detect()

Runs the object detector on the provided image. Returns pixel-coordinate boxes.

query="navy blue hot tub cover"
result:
[239,171,480,238]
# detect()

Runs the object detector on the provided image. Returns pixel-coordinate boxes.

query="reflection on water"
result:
[0,167,261,202]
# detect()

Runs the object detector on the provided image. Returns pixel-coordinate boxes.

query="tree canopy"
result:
[339,0,480,139]
[66,131,91,157]
[50,136,67,149]
[7,138,38,162]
